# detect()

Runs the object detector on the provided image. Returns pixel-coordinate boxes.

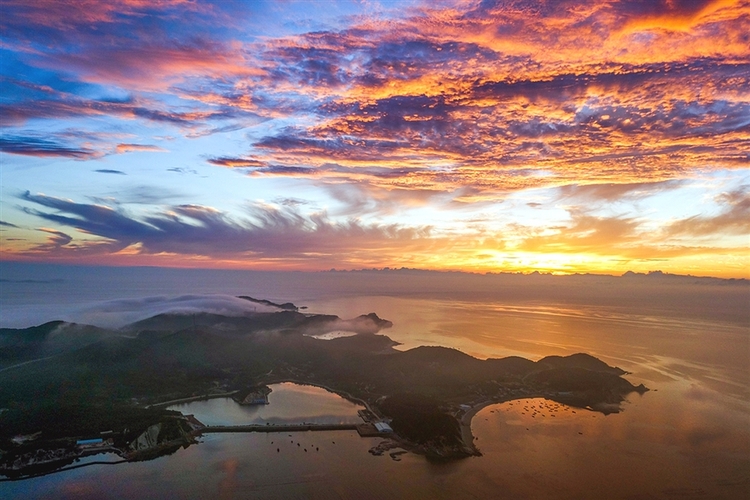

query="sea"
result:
[0,262,748,499]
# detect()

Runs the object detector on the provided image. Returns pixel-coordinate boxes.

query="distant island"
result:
[0,299,647,478]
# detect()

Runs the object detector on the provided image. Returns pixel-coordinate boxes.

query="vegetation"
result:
[380,394,463,453]
[0,403,181,451]
[1,303,646,470]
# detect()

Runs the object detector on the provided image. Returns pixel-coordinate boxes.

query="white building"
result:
[374,422,393,433]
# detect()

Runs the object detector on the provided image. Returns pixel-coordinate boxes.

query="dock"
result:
[197,423,358,434]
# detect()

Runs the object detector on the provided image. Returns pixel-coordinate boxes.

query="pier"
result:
[197,423,359,434]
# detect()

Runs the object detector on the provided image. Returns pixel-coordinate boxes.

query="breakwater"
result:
[198,423,358,434]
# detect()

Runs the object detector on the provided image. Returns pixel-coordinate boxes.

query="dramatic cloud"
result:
[2,1,748,276]
[4,0,747,185]
[197,9,748,196]
[17,192,434,266]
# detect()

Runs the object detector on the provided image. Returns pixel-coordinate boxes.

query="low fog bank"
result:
[299,313,393,339]
[75,294,284,329]
[1,263,747,328]
[0,290,393,335]
[1,294,282,330]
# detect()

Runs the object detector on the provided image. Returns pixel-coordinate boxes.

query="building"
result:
[76,438,105,449]
[374,422,393,433]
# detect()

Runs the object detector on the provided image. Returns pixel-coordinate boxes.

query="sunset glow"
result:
[1,0,748,277]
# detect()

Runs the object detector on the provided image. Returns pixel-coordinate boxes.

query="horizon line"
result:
[1,259,746,282]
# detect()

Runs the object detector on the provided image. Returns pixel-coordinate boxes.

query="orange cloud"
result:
[3,1,748,275]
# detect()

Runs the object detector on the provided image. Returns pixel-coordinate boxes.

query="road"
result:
[198,423,358,433]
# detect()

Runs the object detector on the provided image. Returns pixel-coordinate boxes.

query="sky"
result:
[0,0,748,277]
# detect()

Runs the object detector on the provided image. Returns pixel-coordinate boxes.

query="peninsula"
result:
[0,299,647,478]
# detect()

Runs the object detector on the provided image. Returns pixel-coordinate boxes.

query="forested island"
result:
[0,298,647,478]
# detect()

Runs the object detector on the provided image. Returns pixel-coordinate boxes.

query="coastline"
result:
[0,458,128,483]
[148,381,374,415]
[457,394,544,456]
[147,391,240,409]
[148,383,523,460]
[459,404,483,455]
[255,378,379,416]
[459,401,502,456]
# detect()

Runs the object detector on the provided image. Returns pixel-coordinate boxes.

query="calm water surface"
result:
[5,392,747,499]
[166,383,364,426]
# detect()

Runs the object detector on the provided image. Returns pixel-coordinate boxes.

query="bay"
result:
[166,383,364,426]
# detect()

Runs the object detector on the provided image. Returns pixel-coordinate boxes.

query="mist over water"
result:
[1,263,748,498]
[2,262,747,328]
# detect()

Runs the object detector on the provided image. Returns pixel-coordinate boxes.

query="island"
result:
[0,299,647,478]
